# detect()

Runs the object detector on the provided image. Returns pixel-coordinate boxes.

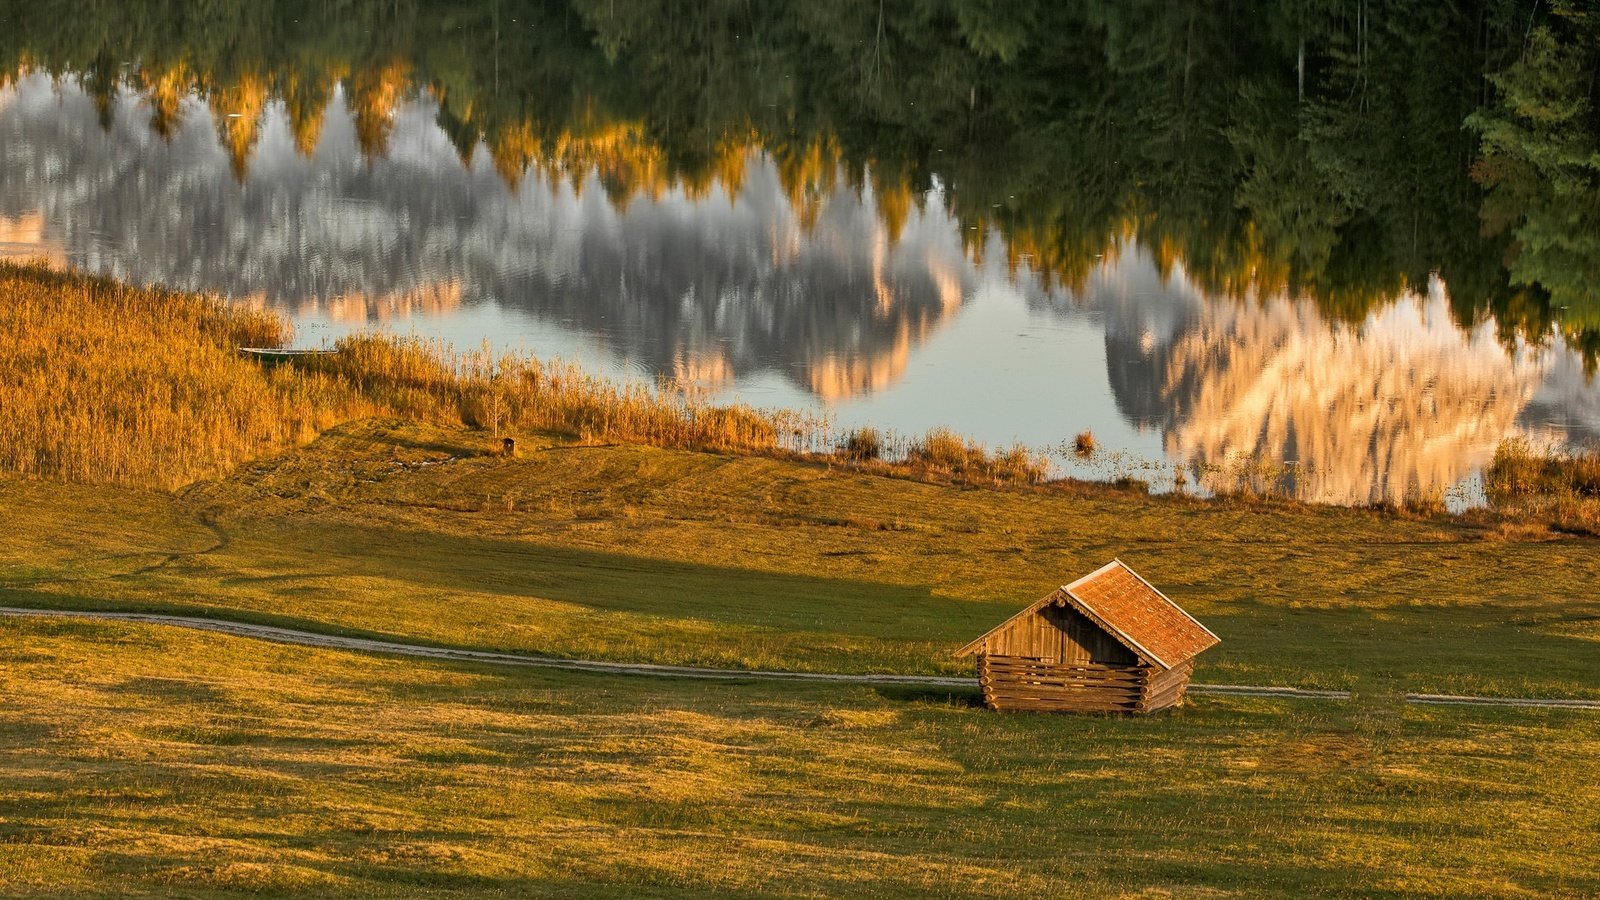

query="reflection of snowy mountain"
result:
[1092,248,1598,504]
[0,74,967,399]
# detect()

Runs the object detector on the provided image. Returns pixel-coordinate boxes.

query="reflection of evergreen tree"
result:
[1469,19,1600,338]
[1,0,1597,364]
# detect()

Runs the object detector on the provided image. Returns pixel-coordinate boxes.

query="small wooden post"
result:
[502,437,517,458]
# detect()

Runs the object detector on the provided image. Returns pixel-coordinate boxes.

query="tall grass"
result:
[0,263,832,488]
[0,264,375,487]
[903,427,1050,486]
[1484,438,1600,535]
[307,335,821,454]
[838,427,883,461]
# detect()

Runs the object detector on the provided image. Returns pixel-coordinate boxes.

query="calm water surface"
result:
[3,1,1599,505]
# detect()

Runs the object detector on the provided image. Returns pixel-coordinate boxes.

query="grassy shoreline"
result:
[10,258,1595,530]
[0,261,1051,492]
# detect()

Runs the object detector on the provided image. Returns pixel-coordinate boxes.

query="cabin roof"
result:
[954,560,1220,669]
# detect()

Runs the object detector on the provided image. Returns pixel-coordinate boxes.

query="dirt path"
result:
[4,606,1598,710]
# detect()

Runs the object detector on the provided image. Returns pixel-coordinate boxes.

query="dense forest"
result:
[2,0,1598,356]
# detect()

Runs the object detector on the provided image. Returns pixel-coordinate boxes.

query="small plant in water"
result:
[911,427,973,470]
[1072,430,1097,458]
[905,428,1048,485]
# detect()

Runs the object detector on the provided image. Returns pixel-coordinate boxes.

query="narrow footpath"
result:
[4,606,1597,711]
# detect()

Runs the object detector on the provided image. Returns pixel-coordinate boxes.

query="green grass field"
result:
[5,419,1600,896]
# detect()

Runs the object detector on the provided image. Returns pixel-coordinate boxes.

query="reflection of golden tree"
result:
[206,73,270,181]
[679,135,752,202]
[348,60,411,160]
[284,68,343,157]
[988,208,1407,320]
[1212,223,1289,300]
[774,137,842,234]
[1145,220,1406,321]
[136,64,191,140]
[870,164,915,244]
[486,121,539,187]
[995,216,1138,295]
[555,121,663,204]
[486,118,671,204]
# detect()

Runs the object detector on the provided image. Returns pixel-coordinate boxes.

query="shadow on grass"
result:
[218,520,1008,642]
[871,685,984,708]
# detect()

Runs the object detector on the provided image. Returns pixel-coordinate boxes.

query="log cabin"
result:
[955,559,1219,713]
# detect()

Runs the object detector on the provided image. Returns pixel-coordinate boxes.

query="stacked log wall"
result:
[1138,660,1194,712]
[978,656,1195,713]
[979,655,1147,712]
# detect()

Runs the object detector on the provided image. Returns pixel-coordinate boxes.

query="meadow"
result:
[3,615,1599,898]
[4,261,1600,895]
[6,418,1600,699]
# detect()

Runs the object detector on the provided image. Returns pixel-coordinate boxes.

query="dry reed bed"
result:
[0,263,1045,490]
[0,264,358,487]
[1485,438,1600,535]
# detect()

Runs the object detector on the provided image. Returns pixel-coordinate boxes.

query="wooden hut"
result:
[955,560,1219,713]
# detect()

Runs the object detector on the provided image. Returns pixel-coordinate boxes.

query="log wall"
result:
[978,655,1194,714]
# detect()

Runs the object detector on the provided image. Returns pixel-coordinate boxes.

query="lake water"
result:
[3,1,1598,506]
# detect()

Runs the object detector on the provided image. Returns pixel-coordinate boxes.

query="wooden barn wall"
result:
[1141,660,1195,712]
[979,655,1148,713]
[982,602,1138,666]
[978,656,1197,714]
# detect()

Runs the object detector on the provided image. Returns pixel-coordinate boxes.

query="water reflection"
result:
[0,74,969,400]
[0,211,65,266]
[2,72,1598,507]
[1097,260,1548,504]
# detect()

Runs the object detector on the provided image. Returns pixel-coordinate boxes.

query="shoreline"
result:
[0,259,1594,537]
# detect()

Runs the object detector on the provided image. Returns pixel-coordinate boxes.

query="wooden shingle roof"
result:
[955,559,1219,669]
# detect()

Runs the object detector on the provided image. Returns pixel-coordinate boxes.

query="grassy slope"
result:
[4,418,1600,699]
[2,616,1597,898]
[6,419,1600,896]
